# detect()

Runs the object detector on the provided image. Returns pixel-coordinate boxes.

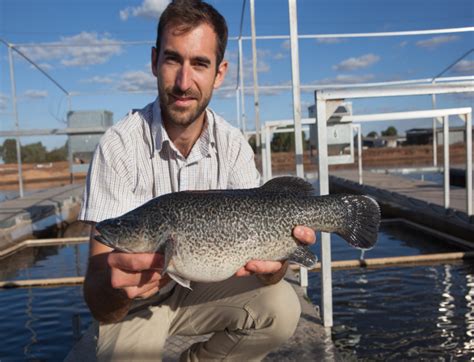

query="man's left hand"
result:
[235,225,316,277]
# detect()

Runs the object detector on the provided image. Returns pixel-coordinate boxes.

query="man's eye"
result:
[194,62,209,69]
[165,57,179,64]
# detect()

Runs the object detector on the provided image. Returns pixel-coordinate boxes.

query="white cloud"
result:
[0,93,8,110]
[452,60,474,74]
[19,32,123,68]
[398,41,408,48]
[117,70,156,92]
[333,54,380,71]
[317,38,344,44]
[29,62,53,71]
[416,35,459,49]
[23,89,48,99]
[120,0,170,21]
[81,76,115,84]
[316,74,375,86]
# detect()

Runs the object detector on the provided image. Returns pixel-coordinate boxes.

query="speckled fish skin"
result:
[95,177,380,286]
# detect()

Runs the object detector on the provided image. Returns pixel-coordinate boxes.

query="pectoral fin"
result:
[167,272,192,290]
[288,246,318,268]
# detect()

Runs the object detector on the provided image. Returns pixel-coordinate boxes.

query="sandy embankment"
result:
[0,144,470,192]
[0,161,86,191]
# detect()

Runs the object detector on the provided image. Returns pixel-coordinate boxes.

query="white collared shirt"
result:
[79,99,260,222]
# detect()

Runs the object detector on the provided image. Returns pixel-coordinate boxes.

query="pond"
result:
[0,220,472,360]
[309,221,474,360]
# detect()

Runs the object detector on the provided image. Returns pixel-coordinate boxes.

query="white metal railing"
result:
[313,82,474,327]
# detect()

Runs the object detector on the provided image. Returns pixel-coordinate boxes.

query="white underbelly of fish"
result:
[166,255,243,287]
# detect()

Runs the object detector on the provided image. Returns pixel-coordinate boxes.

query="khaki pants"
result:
[97,276,301,361]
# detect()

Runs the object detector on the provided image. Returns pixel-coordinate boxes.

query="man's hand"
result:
[235,225,316,278]
[108,252,171,299]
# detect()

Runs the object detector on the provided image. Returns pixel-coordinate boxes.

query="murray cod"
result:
[95,177,380,288]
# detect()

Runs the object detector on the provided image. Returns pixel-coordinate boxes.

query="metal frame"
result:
[314,83,474,327]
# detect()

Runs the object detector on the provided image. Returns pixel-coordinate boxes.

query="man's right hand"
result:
[84,224,171,323]
[108,252,171,299]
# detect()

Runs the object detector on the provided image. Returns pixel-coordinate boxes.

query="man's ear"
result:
[213,60,228,89]
[151,47,159,77]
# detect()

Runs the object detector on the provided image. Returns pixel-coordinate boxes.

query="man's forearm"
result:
[84,254,132,324]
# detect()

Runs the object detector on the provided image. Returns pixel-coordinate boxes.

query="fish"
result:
[95,176,380,288]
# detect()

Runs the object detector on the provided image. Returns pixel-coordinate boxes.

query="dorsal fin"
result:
[259,176,315,194]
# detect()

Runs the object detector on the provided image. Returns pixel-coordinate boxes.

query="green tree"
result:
[22,142,47,163]
[271,127,308,152]
[367,131,378,138]
[0,139,68,163]
[46,142,68,162]
[0,138,19,163]
[381,126,398,137]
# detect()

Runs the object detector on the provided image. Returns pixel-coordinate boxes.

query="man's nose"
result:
[175,64,192,92]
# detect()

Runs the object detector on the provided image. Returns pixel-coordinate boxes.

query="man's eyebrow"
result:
[193,56,211,65]
[163,49,182,60]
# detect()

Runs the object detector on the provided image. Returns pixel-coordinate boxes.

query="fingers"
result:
[244,260,284,275]
[108,252,165,271]
[293,225,316,245]
[107,252,169,299]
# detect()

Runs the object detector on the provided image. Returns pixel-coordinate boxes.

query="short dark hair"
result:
[155,0,228,69]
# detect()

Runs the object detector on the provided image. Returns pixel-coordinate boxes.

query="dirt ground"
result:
[0,144,470,192]
[0,161,86,191]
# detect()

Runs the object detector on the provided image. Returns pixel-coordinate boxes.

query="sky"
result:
[0,0,473,151]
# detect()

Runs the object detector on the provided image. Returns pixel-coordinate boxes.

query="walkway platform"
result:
[65,271,339,361]
[330,169,474,243]
[0,184,84,253]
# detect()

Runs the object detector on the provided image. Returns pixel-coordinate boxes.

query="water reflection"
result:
[437,264,457,350]
[464,272,474,351]
[24,286,38,359]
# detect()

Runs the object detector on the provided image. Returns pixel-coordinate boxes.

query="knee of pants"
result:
[248,280,301,344]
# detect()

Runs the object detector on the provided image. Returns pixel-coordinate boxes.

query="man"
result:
[80,0,316,360]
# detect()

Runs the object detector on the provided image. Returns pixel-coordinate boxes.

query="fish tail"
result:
[320,195,380,249]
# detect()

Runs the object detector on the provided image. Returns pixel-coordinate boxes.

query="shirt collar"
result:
[151,99,216,158]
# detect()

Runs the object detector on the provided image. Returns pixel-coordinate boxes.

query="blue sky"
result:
[0,0,473,151]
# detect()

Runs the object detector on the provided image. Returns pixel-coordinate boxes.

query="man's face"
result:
[152,22,227,128]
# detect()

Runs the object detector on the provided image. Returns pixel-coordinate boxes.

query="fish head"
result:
[95,214,169,253]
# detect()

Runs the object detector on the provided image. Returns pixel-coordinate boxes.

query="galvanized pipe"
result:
[288,0,304,178]
[443,115,450,209]
[265,126,273,181]
[315,93,333,327]
[249,0,261,151]
[7,44,24,198]
[354,124,363,185]
[238,38,247,134]
[465,112,473,216]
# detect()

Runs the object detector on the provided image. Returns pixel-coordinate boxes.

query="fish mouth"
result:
[94,233,132,253]
[94,234,115,248]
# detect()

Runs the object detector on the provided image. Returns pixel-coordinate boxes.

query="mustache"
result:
[168,86,199,99]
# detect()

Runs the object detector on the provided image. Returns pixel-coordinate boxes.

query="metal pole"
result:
[431,86,438,167]
[249,0,261,153]
[238,38,247,135]
[315,92,333,327]
[7,44,24,197]
[261,126,268,182]
[443,115,450,209]
[465,112,472,216]
[356,124,363,184]
[236,89,241,131]
[266,126,273,181]
[288,0,304,178]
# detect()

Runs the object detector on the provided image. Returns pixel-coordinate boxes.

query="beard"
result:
[158,81,212,128]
